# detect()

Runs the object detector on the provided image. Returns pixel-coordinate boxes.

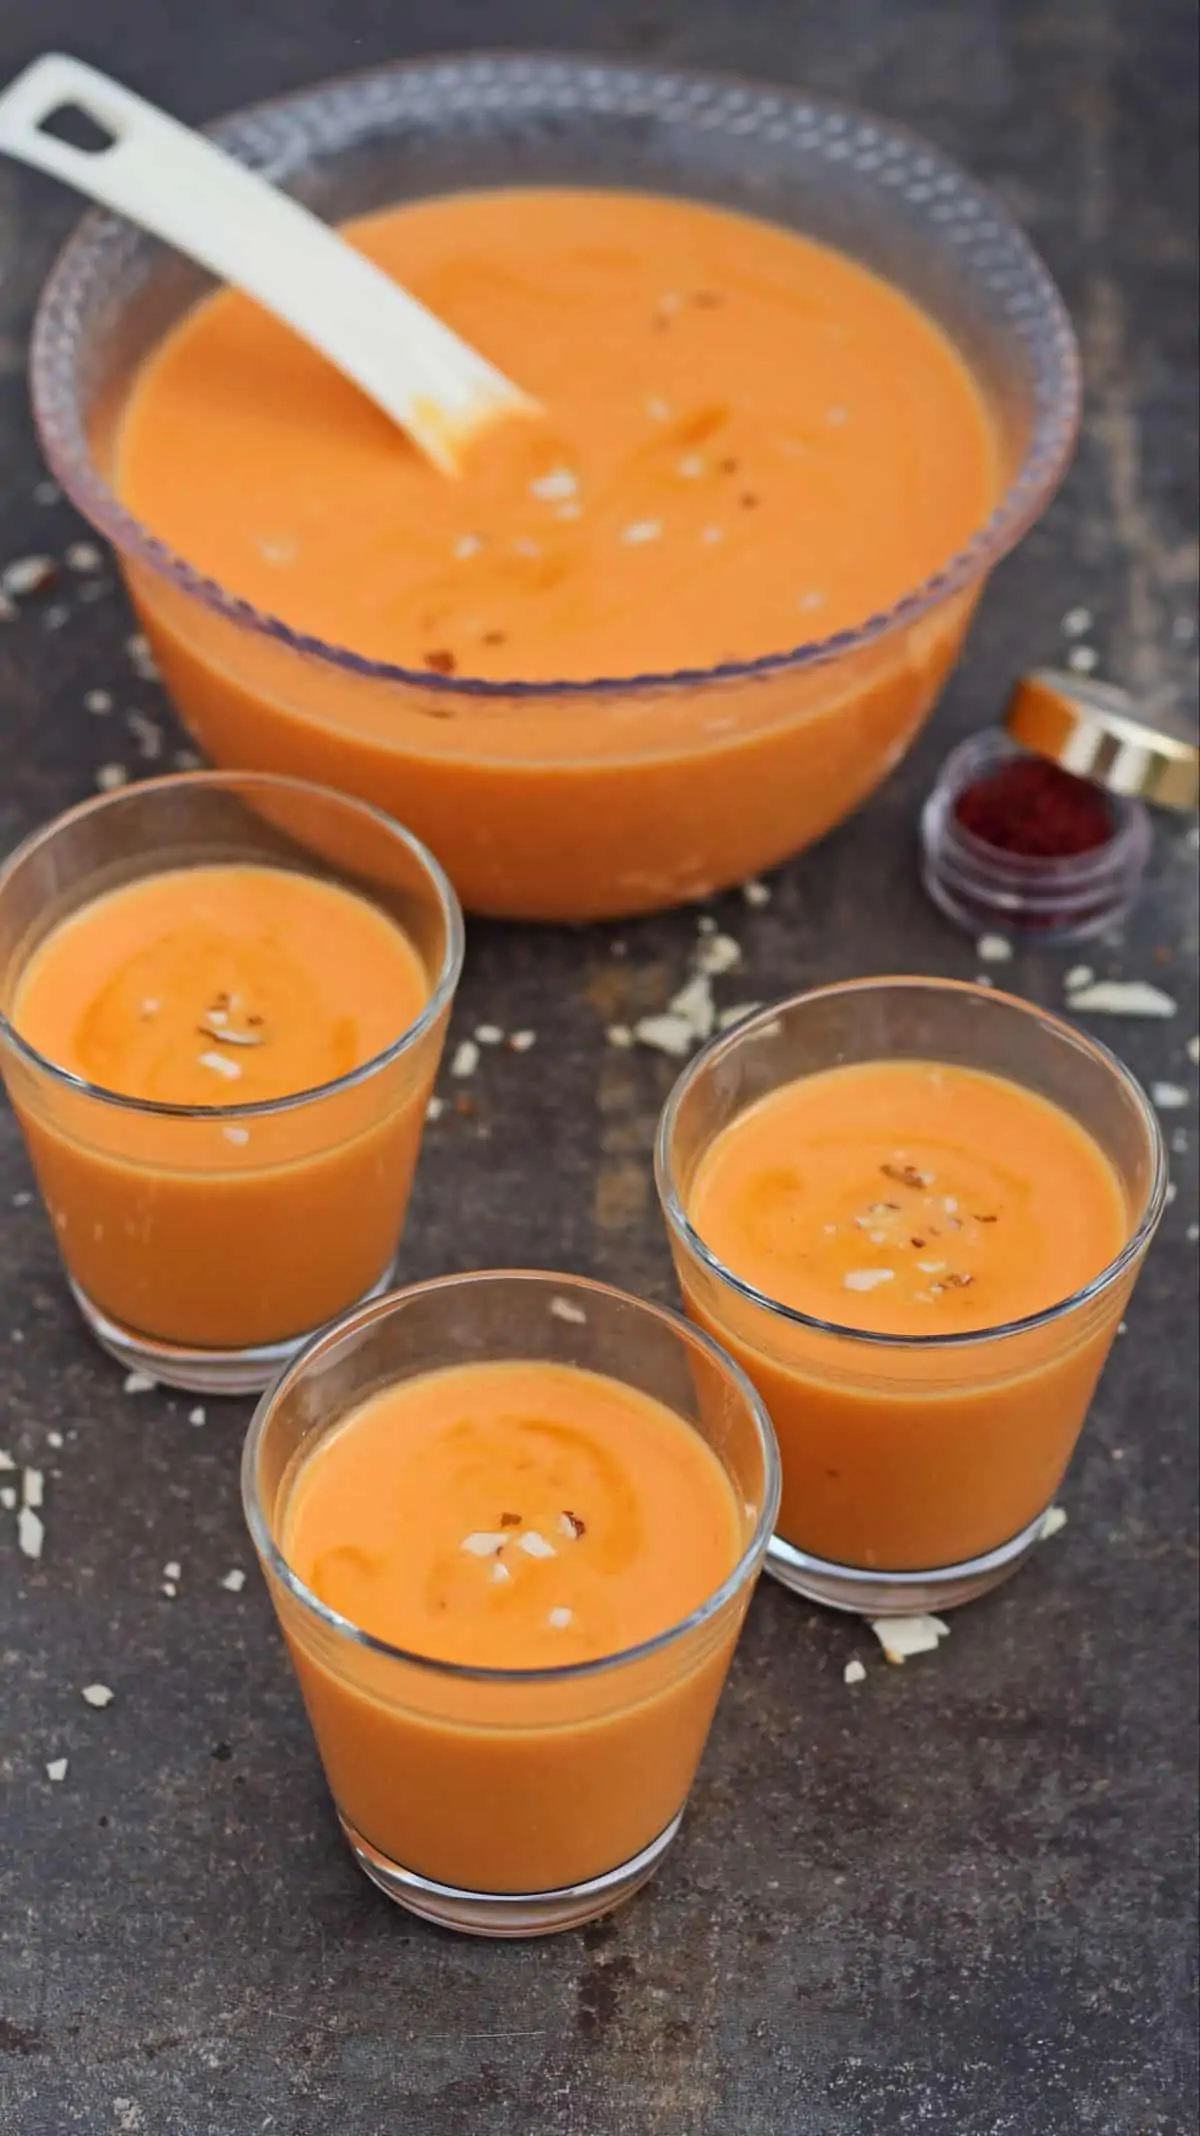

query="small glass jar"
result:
[921,729,1153,942]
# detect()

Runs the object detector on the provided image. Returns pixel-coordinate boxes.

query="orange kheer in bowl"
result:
[33,59,1080,918]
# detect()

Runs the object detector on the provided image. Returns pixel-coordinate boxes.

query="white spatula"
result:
[0,53,540,475]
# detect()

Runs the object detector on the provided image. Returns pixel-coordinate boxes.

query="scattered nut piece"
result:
[17,1506,44,1560]
[1065,980,1176,1018]
[867,1615,950,1664]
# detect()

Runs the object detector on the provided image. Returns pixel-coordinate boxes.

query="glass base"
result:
[340,1806,684,1938]
[765,1506,1053,1615]
[70,1260,397,1396]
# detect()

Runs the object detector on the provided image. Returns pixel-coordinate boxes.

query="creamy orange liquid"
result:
[119,190,997,683]
[7,867,440,1347]
[110,189,1002,919]
[277,1359,748,1892]
[680,1061,1131,1570]
[15,865,427,1106]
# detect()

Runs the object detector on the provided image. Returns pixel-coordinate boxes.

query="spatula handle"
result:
[0,54,536,472]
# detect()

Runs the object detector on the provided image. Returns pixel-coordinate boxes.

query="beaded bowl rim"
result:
[30,50,1082,702]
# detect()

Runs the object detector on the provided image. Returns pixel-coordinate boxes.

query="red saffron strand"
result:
[954,756,1113,859]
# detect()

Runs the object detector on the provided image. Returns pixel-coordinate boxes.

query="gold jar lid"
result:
[1005,670,1199,813]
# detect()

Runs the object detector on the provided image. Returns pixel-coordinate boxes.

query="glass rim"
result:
[31,51,1081,702]
[0,769,465,1120]
[240,1267,782,1687]
[655,974,1168,1353]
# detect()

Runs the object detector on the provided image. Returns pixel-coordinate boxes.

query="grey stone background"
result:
[0,3,1196,2132]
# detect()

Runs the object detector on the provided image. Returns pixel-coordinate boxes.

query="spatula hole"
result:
[38,102,119,154]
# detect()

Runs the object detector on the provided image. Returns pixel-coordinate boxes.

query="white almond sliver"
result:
[867,1614,950,1664]
[529,468,578,502]
[667,972,716,1038]
[694,932,742,977]
[843,1659,867,1686]
[518,1531,557,1560]
[461,1531,509,1558]
[549,1296,587,1325]
[1066,980,1176,1018]
[46,1757,68,1782]
[197,1050,242,1080]
[844,1269,895,1292]
[17,1506,44,1560]
[1151,1082,1190,1110]
[547,1606,573,1629]
[1041,1506,1069,1539]
[633,1012,696,1058]
[81,1683,114,1707]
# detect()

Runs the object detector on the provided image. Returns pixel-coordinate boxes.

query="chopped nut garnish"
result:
[943,1272,974,1288]
[529,468,578,502]
[844,1269,895,1292]
[518,1530,557,1560]
[881,1163,933,1190]
[198,1023,264,1048]
[499,1512,521,1528]
[461,1531,509,1558]
[423,649,457,675]
[197,1050,242,1081]
[559,1510,586,1539]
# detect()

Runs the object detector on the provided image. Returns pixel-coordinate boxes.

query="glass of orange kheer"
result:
[0,773,462,1394]
[31,56,1079,922]
[656,978,1167,1616]
[241,1271,780,1937]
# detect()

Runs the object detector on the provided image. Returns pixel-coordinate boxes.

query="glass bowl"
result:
[30,54,1081,922]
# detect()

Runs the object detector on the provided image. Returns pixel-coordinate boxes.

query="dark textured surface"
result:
[1,3,1197,2131]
